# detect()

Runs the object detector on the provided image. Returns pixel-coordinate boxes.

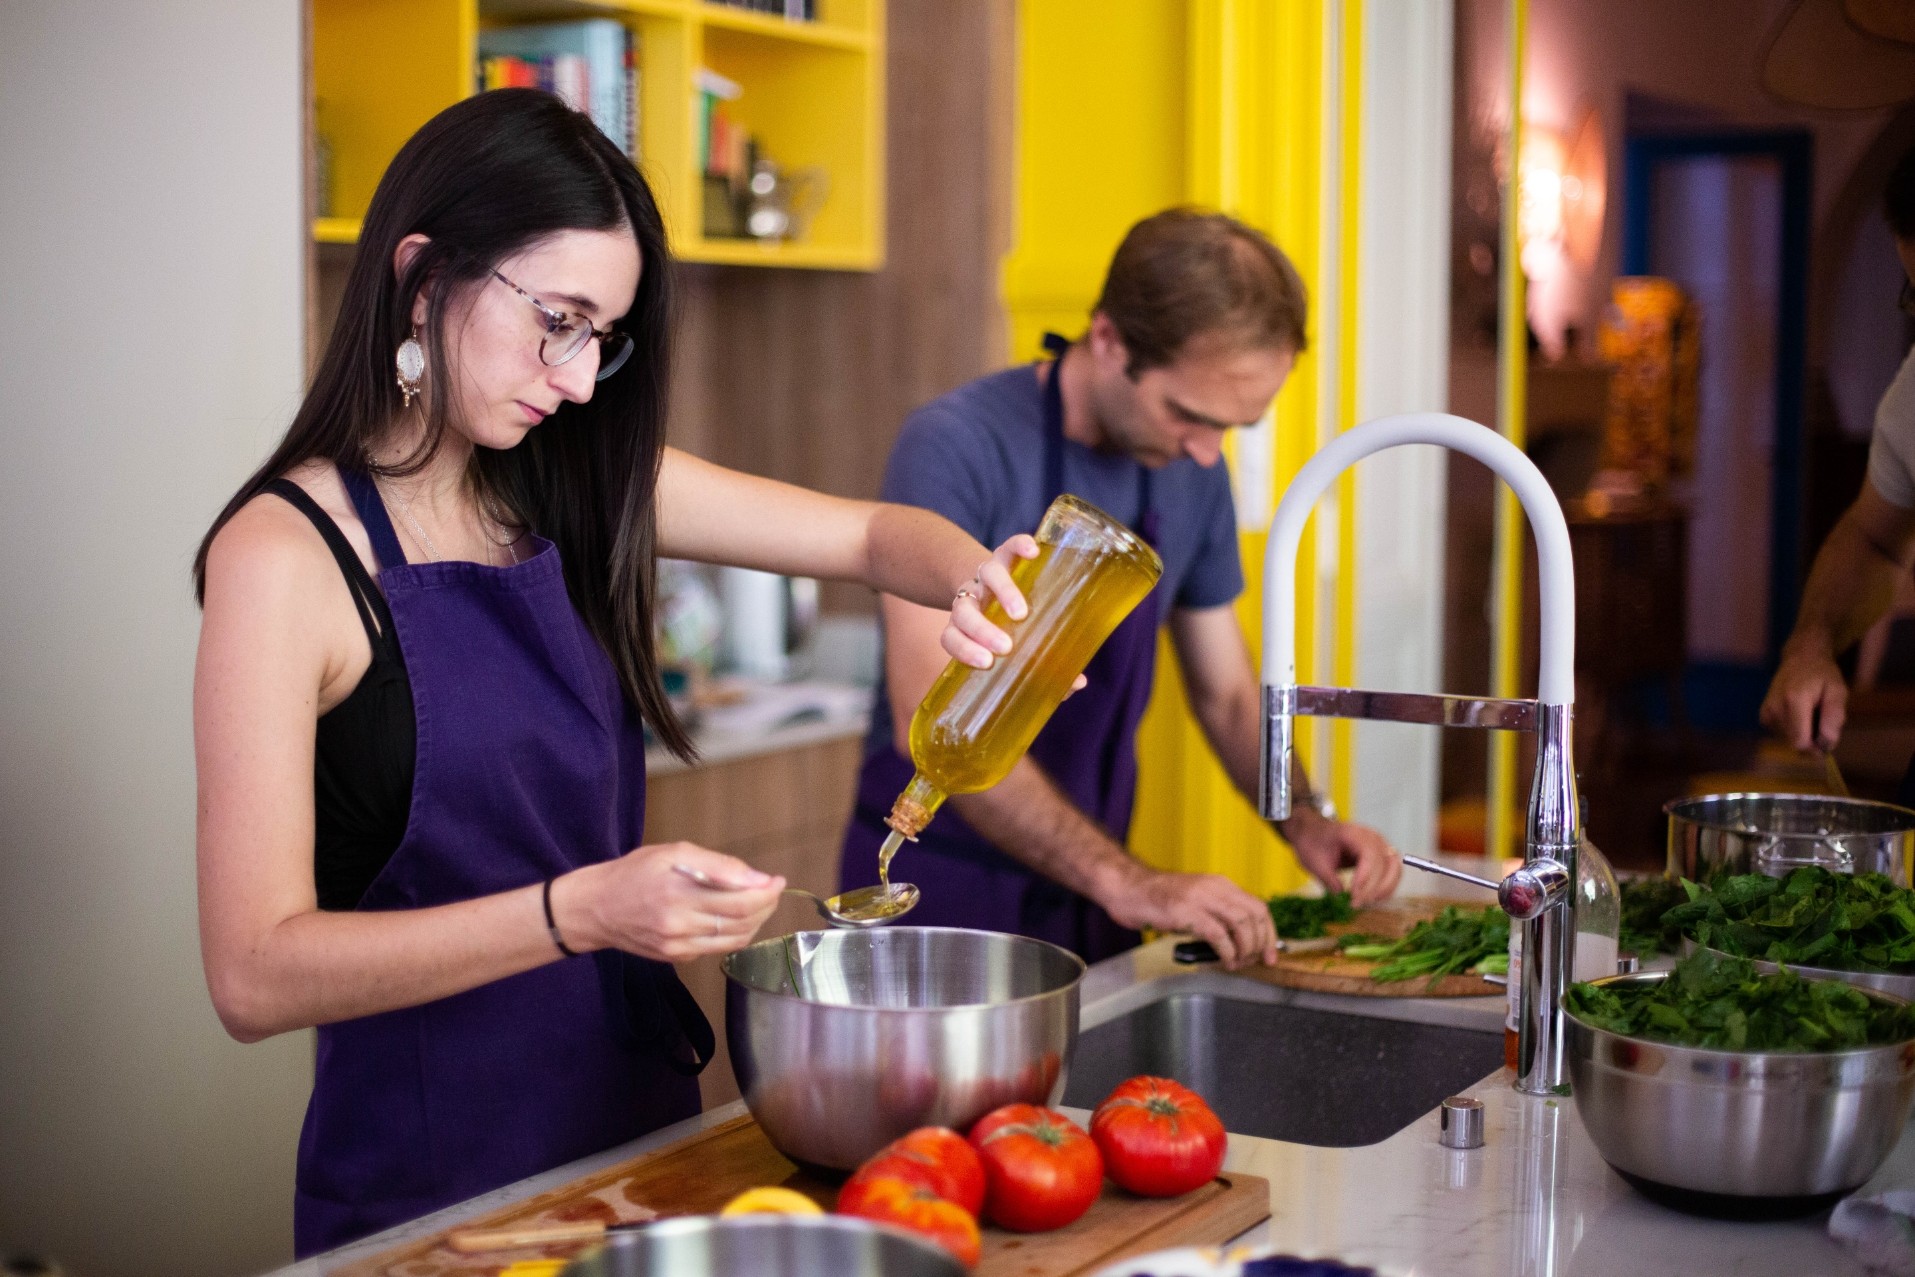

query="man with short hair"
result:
[838,209,1400,967]
[1764,145,1915,791]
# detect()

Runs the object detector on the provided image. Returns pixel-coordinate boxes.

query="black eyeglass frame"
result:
[490,268,634,380]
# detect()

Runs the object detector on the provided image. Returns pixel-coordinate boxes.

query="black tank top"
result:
[266,479,416,910]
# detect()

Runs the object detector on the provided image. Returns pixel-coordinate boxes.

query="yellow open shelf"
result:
[310,0,883,271]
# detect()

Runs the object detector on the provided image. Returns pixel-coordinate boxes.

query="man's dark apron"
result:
[293,471,712,1256]
[839,334,1164,963]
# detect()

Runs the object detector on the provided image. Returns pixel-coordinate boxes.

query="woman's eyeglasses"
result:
[491,269,634,380]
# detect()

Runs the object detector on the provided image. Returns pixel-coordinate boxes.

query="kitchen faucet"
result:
[1260,413,1579,1096]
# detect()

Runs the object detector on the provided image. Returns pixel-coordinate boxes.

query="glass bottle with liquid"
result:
[876,495,1165,890]
[1503,836,1621,1071]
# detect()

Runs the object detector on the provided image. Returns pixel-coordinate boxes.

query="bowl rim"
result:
[1679,936,1915,989]
[578,1213,967,1275]
[720,925,1088,1012]
[1662,791,1915,834]
[1563,968,1915,1059]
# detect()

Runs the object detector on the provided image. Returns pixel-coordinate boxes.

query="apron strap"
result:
[339,468,410,571]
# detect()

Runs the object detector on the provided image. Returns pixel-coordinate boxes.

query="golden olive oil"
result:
[878,496,1163,895]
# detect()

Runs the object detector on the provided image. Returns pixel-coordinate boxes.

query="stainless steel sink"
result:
[1066,961,1506,1148]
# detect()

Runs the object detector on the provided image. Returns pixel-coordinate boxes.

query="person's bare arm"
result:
[1762,481,1915,750]
[195,499,784,1044]
[1166,605,1401,905]
[880,594,1277,966]
[658,448,1003,611]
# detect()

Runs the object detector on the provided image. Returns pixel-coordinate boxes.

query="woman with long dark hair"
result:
[192,90,1033,1255]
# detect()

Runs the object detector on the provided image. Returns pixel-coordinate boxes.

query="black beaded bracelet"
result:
[542,876,578,958]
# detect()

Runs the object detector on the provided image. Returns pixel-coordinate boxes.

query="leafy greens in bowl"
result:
[1665,865,1915,975]
[1565,947,1915,1052]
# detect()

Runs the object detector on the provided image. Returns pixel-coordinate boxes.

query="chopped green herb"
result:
[1336,904,1510,986]
[1565,947,1915,1051]
[1665,866,1915,974]
[1267,890,1354,939]
[1619,875,1690,957]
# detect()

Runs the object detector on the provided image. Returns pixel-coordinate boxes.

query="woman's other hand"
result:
[553,843,784,962]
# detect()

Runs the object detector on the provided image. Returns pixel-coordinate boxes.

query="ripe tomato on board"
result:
[836,1175,982,1268]
[967,1104,1104,1232]
[841,1127,986,1217]
[1090,1076,1227,1198]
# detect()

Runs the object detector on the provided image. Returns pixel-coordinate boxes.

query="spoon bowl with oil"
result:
[672,862,919,929]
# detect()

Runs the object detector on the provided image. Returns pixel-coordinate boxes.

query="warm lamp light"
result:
[1518,125,1568,247]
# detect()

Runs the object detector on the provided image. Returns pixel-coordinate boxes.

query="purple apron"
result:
[293,471,711,1256]
[840,334,1163,963]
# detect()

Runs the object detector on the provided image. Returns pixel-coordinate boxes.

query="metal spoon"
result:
[671,862,919,929]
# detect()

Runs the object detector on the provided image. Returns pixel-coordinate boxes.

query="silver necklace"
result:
[381,478,518,568]
[385,481,445,564]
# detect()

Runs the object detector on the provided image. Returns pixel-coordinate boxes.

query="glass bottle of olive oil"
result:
[876,495,1165,890]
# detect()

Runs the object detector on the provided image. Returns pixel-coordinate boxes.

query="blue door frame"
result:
[1622,130,1813,728]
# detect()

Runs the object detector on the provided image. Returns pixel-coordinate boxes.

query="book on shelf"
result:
[707,0,817,19]
[478,21,640,160]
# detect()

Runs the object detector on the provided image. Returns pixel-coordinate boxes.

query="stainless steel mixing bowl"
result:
[559,1215,964,1277]
[1566,971,1915,1201]
[723,927,1084,1169]
[1667,793,1915,886]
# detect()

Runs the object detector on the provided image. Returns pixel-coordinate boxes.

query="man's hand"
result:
[1761,639,1847,752]
[1279,810,1401,907]
[1103,869,1277,970]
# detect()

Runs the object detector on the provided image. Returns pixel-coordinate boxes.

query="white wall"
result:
[1348,0,1454,856]
[0,3,311,1274]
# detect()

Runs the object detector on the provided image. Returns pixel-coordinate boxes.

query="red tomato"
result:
[1089,1076,1227,1197]
[836,1175,982,1268]
[842,1127,986,1217]
[966,1104,1104,1232]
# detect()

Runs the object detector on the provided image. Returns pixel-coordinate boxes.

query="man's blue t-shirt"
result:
[865,361,1244,754]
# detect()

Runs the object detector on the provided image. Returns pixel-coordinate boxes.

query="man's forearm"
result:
[945,760,1145,906]
[1188,683,1328,840]
[1788,517,1905,657]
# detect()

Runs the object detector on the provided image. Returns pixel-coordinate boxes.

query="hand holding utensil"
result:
[672,862,918,928]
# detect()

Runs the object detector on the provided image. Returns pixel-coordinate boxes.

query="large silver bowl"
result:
[559,1215,964,1277]
[723,927,1084,1169]
[1667,792,1915,886]
[1566,971,1915,1203]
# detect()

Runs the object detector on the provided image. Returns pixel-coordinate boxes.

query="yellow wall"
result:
[1004,0,1363,897]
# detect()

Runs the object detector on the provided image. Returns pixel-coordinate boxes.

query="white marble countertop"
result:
[268,862,1910,1276]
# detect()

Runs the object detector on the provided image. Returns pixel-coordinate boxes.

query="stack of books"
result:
[478,20,640,160]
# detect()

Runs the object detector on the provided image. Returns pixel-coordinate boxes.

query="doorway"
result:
[1621,130,1812,727]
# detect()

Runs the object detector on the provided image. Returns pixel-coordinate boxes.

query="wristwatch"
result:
[1297,788,1338,823]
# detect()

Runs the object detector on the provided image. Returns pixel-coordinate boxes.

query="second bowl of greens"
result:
[1564,949,1915,1210]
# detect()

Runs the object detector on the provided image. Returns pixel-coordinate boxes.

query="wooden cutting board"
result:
[1244,897,1504,998]
[334,1112,1270,1277]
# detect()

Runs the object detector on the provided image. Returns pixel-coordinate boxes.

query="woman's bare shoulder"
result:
[205,462,367,601]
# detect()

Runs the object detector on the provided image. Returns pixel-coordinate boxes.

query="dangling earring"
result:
[395,327,425,409]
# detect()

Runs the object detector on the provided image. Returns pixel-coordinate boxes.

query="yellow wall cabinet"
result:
[312,0,884,270]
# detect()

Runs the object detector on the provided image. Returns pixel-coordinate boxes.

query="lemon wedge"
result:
[719,1186,824,1217]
